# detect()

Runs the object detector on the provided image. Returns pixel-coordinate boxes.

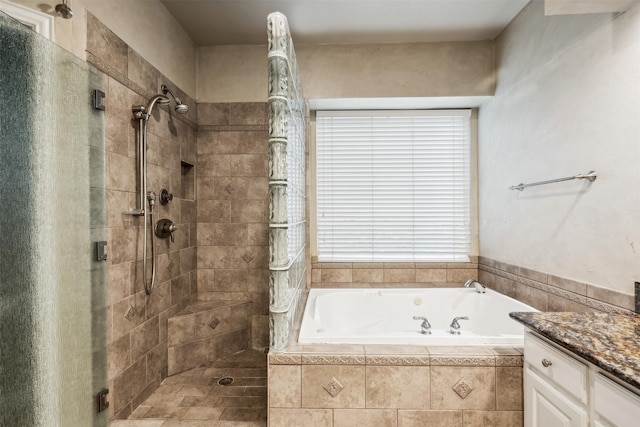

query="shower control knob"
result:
[155,219,178,243]
[160,189,173,205]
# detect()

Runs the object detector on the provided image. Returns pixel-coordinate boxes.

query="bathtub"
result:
[298,287,537,346]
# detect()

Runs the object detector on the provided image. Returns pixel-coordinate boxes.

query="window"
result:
[315,110,471,262]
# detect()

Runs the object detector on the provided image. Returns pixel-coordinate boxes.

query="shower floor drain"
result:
[217,377,234,386]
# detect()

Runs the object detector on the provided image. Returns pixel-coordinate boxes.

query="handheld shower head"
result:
[161,84,189,114]
[55,0,73,19]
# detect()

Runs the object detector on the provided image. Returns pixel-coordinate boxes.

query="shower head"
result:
[161,84,189,114]
[55,0,73,19]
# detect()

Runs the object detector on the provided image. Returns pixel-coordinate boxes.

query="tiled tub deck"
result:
[267,344,523,427]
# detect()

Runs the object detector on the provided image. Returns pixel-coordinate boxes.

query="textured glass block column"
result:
[267,12,307,352]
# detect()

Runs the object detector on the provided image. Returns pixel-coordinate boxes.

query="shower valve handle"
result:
[167,224,177,243]
[155,219,178,243]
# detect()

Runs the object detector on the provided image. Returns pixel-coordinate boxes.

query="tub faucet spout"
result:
[464,279,486,293]
[413,316,431,335]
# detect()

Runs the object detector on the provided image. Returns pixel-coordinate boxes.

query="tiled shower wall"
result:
[86,14,199,419]
[196,103,270,350]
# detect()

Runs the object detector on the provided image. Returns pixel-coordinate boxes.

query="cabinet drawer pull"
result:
[541,358,553,367]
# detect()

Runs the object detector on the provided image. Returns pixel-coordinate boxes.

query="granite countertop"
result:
[510,311,640,390]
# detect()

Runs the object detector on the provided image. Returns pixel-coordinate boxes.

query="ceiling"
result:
[161,0,531,46]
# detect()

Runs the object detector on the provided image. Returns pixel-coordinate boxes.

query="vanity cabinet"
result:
[524,331,640,427]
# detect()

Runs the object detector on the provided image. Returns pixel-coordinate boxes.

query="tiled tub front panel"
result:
[268,345,523,427]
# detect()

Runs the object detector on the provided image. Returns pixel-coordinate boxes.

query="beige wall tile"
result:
[312,268,322,283]
[167,338,212,376]
[269,365,301,408]
[416,269,447,283]
[547,274,587,295]
[334,409,397,427]
[197,200,230,223]
[430,366,495,410]
[446,269,478,283]
[130,316,160,361]
[214,327,250,359]
[366,366,430,409]
[108,333,131,379]
[517,266,547,284]
[586,284,634,310]
[546,295,591,312]
[112,357,147,413]
[383,263,415,269]
[230,200,267,223]
[319,262,353,269]
[301,365,365,408]
[353,268,384,283]
[321,269,353,283]
[230,154,268,177]
[251,314,270,348]
[462,410,523,427]
[496,367,522,410]
[515,286,547,311]
[384,269,416,283]
[213,223,249,246]
[352,263,383,269]
[270,408,332,427]
[398,410,462,427]
[86,13,128,77]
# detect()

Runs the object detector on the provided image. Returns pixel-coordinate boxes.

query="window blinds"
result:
[316,110,471,262]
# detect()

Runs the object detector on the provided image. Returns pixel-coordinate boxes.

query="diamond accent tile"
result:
[323,377,344,398]
[452,377,474,399]
[225,183,236,194]
[242,252,254,264]
[209,316,220,330]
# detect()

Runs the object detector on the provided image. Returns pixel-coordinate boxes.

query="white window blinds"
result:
[316,110,471,262]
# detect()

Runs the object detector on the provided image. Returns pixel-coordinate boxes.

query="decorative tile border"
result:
[269,353,302,365]
[495,355,523,367]
[301,355,366,365]
[430,356,496,367]
[268,350,521,368]
[365,355,430,366]
[479,263,633,315]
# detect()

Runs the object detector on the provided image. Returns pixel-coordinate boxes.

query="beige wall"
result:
[197,41,495,102]
[12,0,197,97]
[478,1,640,294]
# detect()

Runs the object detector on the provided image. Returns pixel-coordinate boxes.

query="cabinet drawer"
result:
[525,333,587,403]
[593,373,640,426]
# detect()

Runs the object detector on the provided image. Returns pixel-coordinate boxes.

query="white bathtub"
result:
[298,287,537,346]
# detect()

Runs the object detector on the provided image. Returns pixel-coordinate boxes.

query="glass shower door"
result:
[0,10,108,427]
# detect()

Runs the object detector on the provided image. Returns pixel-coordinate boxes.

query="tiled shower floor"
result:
[111,350,267,427]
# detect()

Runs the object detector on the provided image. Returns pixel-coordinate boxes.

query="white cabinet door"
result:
[525,367,588,427]
[592,373,640,427]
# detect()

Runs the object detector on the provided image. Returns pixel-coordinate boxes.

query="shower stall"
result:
[0,9,108,427]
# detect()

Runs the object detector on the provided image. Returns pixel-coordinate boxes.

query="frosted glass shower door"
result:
[0,10,108,427]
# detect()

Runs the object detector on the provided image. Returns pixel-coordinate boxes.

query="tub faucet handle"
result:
[450,316,469,335]
[413,316,431,335]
